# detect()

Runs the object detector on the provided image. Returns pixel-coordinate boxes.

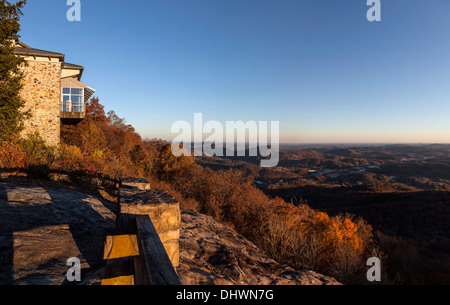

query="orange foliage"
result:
[60,97,161,179]
[0,134,26,168]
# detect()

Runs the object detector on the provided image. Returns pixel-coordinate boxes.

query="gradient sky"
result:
[18,0,450,143]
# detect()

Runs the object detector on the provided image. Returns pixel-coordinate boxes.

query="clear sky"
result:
[18,0,450,143]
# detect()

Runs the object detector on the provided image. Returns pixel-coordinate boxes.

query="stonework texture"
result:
[118,178,181,268]
[20,60,62,147]
[120,177,151,191]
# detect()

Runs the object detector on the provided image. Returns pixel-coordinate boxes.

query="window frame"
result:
[61,87,85,112]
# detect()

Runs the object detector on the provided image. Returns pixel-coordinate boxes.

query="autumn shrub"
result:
[260,201,317,268]
[0,133,56,177]
[149,177,200,211]
[0,134,27,169]
[155,144,193,179]
[259,200,302,264]
[108,153,137,178]
[56,144,97,175]
[324,215,374,283]
[156,158,271,236]
[20,132,57,168]
[257,200,378,284]
[130,144,154,177]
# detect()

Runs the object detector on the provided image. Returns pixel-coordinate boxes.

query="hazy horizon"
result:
[167,140,450,147]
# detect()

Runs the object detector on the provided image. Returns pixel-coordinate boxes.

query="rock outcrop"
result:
[177,209,340,285]
[0,182,116,285]
[0,182,340,285]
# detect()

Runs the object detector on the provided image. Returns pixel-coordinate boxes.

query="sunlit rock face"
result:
[177,209,341,285]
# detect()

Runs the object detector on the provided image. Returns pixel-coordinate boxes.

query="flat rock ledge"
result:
[0,182,116,285]
[177,209,341,285]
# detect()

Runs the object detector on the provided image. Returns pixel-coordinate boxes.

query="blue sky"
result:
[19,0,450,143]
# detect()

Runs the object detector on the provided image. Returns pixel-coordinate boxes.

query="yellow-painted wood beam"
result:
[101,275,135,286]
[103,235,139,260]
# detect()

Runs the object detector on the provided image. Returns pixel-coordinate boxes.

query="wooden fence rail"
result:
[101,177,181,285]
[134,215,181,285]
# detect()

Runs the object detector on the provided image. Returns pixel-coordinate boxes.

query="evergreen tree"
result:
[0,0,29,138]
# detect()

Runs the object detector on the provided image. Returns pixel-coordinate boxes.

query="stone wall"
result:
[118,178,181,268]
[20,60,62,147]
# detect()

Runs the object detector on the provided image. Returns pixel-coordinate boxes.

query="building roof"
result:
[14,41,94,98]
[62,62,84,79]
[63,62,84,70]
[16,41,31,48]
[15,42,87,79]
[14,42,65,60]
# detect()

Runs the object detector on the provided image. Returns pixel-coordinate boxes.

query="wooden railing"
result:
[101,177,181,285]
[134,215,181,285]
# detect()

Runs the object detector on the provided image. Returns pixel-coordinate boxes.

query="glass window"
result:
[61,87,84,112]
[71,88,83,95]
[71,95,81,103]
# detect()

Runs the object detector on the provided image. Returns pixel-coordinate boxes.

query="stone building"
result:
[13,41,95,146]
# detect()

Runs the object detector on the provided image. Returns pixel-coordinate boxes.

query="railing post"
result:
[134,215,181,285]
[117,177,181,269]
